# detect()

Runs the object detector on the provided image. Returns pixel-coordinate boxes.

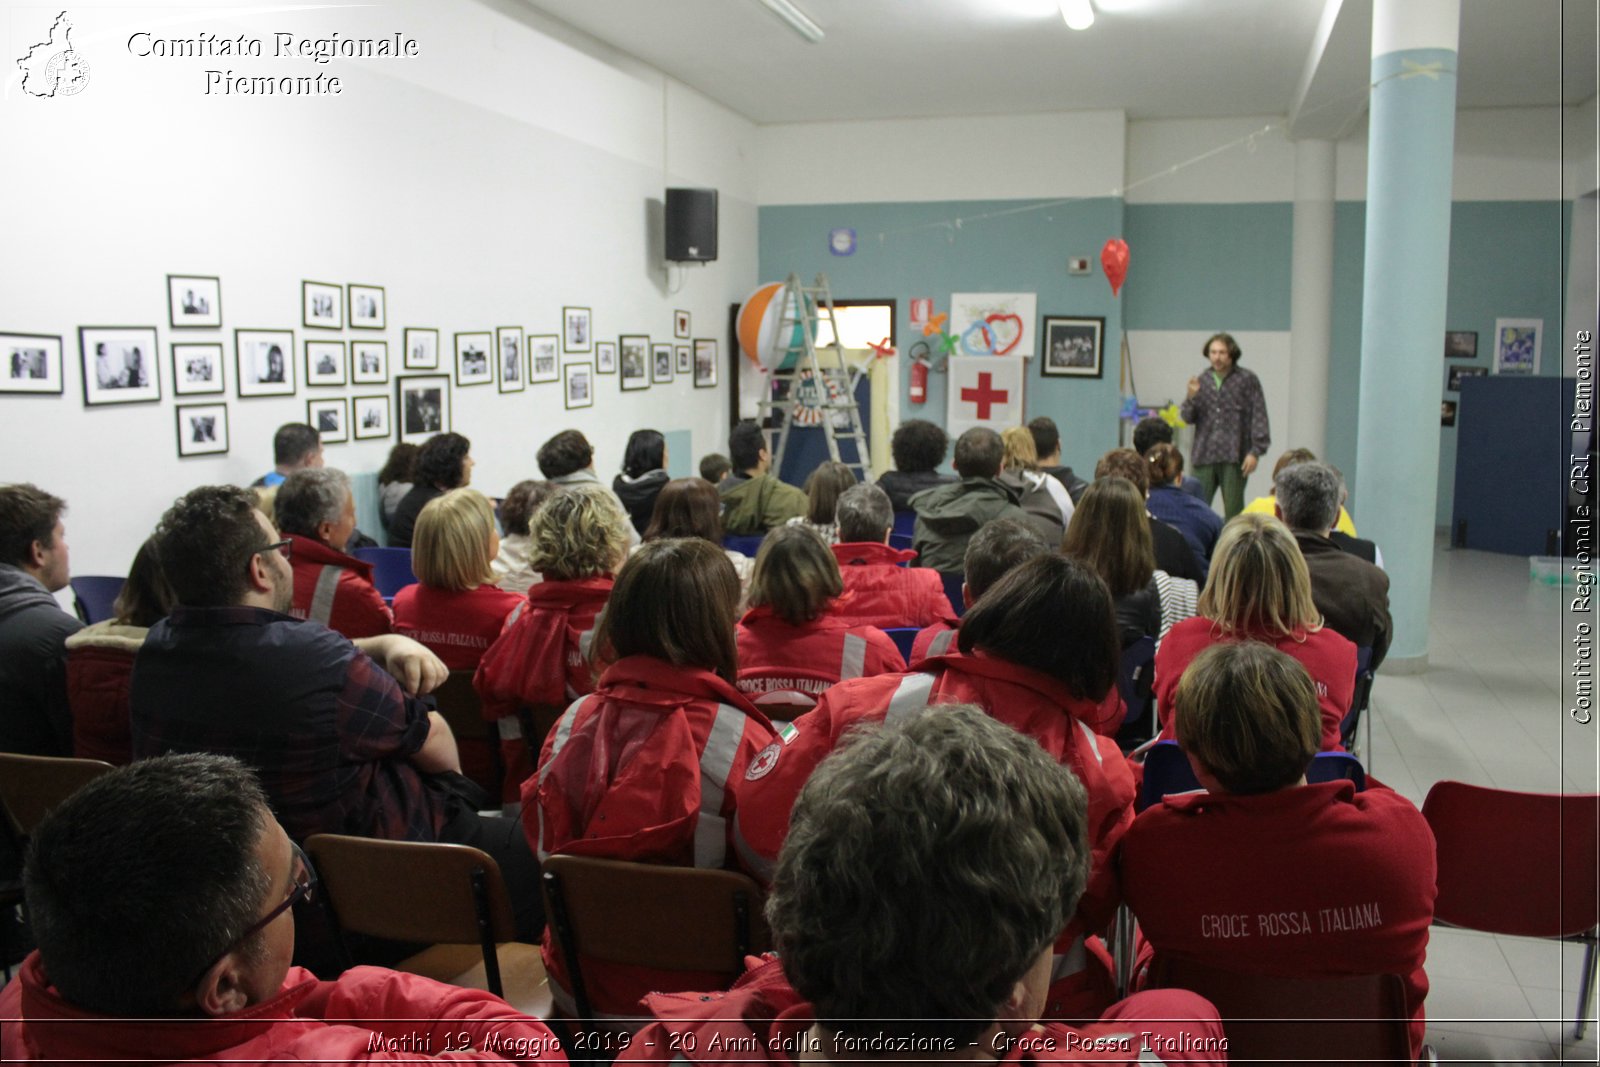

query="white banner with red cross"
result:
[946,356,1026,439]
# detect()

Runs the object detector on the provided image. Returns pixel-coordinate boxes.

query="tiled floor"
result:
[1362,541,1596,1064]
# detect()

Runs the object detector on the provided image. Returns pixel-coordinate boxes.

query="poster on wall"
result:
[949,292,1038,358]
[1493,318,1541,375]
[946,355,1025,439]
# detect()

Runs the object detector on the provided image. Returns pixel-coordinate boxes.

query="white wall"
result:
[1336,106,1570,201]
[0,0,758,575]
[1125,116,1296,204]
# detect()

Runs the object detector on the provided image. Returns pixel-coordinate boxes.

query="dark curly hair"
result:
[890,419,948,474]
[416,432,471,490]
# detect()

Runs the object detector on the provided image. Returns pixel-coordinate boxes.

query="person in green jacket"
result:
[719,420,809,536]
[909,427,1039,574]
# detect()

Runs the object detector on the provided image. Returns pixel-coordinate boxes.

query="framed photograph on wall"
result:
[1493,318,1541,375]
[403,327,439,369]
[455,331,494,386]
[172,342,225,396]
[1,332,63,395]
[353,394,391,440]
[175,402,229,457]
[397,374,450,443]
[1440,400,1458,427]
[1040,316,1104,378]
[693,338,718,389]
[595,340,617,374]
[497,327,525,393]
[564,363,594,410]
[1444,331,1477,360]
[352,340,388,385]
[619,335,649,391]
[1446,365,1488,393]
[674,310,690,339]
[563,307,592,353]
[303,281,343,330]
[80,326,161,406]
[348,284,386,330]
[235,329,296,397]
[167,275,221,329]
[308,397,348,443]
[305,340,347,386]
[528,333,559,383]
[651,342,675,385]
[675,345,691,374]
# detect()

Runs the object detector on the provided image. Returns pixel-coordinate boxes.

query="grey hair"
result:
[1274,461,1341,533]
[275,467,351,539]
[835,482,893,543]
[767,703,1089,1046]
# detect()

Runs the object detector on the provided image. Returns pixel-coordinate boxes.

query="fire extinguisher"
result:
[908,341,931,405]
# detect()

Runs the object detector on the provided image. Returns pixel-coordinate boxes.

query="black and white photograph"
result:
[352,340,388,385]
[693,338,718,389]
[528,333,559,383]
[302,280,343,330]
[80,327,161,406]
[307,397,348,443]
[235,329,297,397]
[455,331,494,386]
[353,394,391,440]
[564,362,594,410]
[619,334,649,391]
[1445,330,1478,360]
[1447,365,1489,393]
[563,306,591,352]
[167,274,222,329]
[498,327,525,393]
[172,342,225,396]
[348,284,386,330]
[397,374,450,443]
[1441,399,1458,427]
[1,332,63,395]
[175,402,229,457]
[651,342,675,385]
[404,327,439,369]
[675,344,691,375]
[595,340,616,374]
[305,340,347,386]
[674,309,690,339]
[1040,315,1104,378]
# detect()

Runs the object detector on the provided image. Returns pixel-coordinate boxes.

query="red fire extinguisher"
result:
[908,341,931,405]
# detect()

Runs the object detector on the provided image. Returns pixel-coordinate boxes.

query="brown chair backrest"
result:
[0,752,115,838]
[304,833,516,945]
[432,670,501,797]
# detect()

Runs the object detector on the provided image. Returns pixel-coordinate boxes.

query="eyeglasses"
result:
[193,841,315,986]
[255,538,292,561]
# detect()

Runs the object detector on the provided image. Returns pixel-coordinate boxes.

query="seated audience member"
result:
[614,429,671,535]
[0,754,561,1064]
[526,538,778,1017]
[720,421,809,535]
[876,418,956,511]
[1121,642,1434,1057]
[647,477,755,587]
[476,484,629,809]
[1145,443,1222,568]
[1242,447,1360,536]
[1094,448,1204,583]
[1154,513,1356,751]
[539,428,641,549]
[735,527,905,710]
[388,432,473,549]
[1132,416,1204,501]
[490,478,554,595]
[0,483,80,756]
[1000,425,1073,538]
[275,468,392,639]
[623,707,1224,1067]
[911,519,1049,662]
[737,554,1133,1019]
[249,422,322,490]
[1027,415,1090,504]
[376,442,419,533]
[785,461,855,545]
[393,489,521,671]
[699,452,732,485]
[128,486,540,935]
[1064,478,1172,648]
[910,427,1038,573]
[65,537,172,765]
[828,483,955,631]
[1275,461,1393,668]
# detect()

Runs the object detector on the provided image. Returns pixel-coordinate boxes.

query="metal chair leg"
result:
[1575,931,1597,1041]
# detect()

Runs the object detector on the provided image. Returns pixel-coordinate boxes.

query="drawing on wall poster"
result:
[949,292,1038,358]
[1493,318,1541,375]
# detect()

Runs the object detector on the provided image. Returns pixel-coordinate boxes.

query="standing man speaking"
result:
[1182,331,1270,519]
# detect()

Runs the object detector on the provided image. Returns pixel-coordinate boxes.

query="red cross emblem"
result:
[960,371,1009,420]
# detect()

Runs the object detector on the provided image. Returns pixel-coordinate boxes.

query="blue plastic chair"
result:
[1342,645,1375,749]
[722,534,766,558]
[1139,741,1368,812]
[69,576,125,625]
[891,510,916,539]
[884,627,919,662]
[1117,636,1156,737]
[1308,751,1367,791]
[940,571,967,617]
[352,546,416,599]
[888,532,915,552]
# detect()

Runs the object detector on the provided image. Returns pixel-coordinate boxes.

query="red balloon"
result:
[1101,238,1130,296]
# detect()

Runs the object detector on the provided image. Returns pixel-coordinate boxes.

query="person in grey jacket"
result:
[0,483,81,756]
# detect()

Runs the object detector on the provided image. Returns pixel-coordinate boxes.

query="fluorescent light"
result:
[754,0,825,43]
[1059,0,1095,30]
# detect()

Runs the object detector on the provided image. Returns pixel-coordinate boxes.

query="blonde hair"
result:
[1198,513,1322,640]
[1000,426,1039,473]
[1175,642,1321,794]
[747,525,843,625]
[413,488,497,592]
[528,484,629,581]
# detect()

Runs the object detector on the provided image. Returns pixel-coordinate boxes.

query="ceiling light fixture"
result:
[1058,0,1095,31]
[754,0,825,44]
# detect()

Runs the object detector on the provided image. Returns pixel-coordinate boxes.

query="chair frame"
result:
[431,671,505,804]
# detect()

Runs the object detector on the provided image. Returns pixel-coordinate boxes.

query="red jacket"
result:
[0,953,563,1064]
[63,621,144,764]
[735,605,905,713]
[284,534,392,640]
[1153,617,1357,751]
[733,652,1134,1020]
[1120,781,1436,1057]
[827,542,955,629]
[524,655,778,1018]
[620,957,1225,1067]
[393,583,522,672]
[910,617,960,662]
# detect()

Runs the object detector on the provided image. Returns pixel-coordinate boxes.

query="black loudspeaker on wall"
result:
[665,187,718,263]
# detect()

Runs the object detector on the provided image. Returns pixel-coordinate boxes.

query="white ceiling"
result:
[516,0,1596,127]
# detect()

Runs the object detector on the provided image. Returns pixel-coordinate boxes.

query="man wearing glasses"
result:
[0,754,561,1062]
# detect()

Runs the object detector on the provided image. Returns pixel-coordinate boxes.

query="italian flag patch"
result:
[779,721,798,744]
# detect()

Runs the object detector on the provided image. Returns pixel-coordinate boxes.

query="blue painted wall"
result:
[1124,203,1295,331]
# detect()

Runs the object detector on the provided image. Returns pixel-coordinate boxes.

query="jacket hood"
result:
[614,468,670,501]
[0,563,63,622]
[908,477,1020,534]
[64,619,149,653]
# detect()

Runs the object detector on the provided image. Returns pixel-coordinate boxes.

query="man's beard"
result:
[272,566,294,614]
